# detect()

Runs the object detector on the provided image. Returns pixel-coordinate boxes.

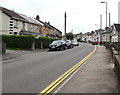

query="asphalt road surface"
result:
[2,43,94,93]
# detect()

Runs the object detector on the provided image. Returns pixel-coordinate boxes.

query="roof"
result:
[0,6,26,21]
[19,14,40,25]
[114,24,120,31]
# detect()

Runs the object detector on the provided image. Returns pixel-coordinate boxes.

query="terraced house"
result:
[0,7,62,39]
[36,15,62,39]
[0,7,40,37]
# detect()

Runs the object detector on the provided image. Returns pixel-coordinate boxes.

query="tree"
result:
[66,32,74,40]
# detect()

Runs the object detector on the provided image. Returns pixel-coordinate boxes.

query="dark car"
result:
[65,40,74,49]
[49,40,67,51]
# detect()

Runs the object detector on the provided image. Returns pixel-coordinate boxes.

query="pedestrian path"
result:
[58,45,119,93]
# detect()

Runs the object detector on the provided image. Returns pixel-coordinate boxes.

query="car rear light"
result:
[67,42,70,44]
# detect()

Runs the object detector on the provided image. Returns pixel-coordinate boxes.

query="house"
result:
[100,27,112,42]
[0,6,27,35]
[0,7,40,37]
[111,24,120,42]
[74,32,82,41]
[0,7,2,35]
[19,14,40,37]
[36,15,62,39]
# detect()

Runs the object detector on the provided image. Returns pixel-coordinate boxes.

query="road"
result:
[2,43,94,93]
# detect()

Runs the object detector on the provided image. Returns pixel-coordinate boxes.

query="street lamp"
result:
[100,1,107,27]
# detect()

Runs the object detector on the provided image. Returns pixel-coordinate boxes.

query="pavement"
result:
[2,49,48,60]
[57,45,119,93]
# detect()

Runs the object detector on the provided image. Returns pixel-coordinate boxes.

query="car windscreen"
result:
[51,41,61,45]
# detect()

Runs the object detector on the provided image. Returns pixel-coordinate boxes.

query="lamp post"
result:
[100,1,107,27]
[101,1,108,42]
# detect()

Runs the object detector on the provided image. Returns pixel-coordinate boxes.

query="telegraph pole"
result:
[109,13,111,27]
[64,12,67,38]
[100,15,102,29]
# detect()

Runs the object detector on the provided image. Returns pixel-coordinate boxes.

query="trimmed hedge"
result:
[35,37,59,49]
[110,42,120,51]
[2,35,35,49]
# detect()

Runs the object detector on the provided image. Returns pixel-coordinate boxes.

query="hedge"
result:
[35,36,59,49]
[110,42,120,51]
[2,35,35,49]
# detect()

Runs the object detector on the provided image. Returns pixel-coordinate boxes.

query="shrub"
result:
[35,37,59,49]
[2,35,35,49]
[110,42,120,51]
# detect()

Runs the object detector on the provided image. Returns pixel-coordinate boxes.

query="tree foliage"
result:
[66,32,74,40]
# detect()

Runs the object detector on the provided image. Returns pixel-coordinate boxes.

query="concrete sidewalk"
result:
[58,45,119,93]
[2,49,48,60]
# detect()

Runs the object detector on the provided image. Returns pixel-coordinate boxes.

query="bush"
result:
[66,32,74,40]
[110,42,120,51]
[2,35,35,49]
[35,37,59,49]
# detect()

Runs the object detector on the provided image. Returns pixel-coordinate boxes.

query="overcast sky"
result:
[0,0,120,34]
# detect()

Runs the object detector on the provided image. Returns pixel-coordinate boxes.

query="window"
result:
[10,21,13,23]
[9,27,13,29]
[10,24,13,26]
[9,32,13,34]
[22,22,25,30]
[36,26,38,32]
[14,20,18,28]
[14,32,17,35]
[31,25,33,31]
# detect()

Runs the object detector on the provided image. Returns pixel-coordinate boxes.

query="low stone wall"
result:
[105,44,120,91]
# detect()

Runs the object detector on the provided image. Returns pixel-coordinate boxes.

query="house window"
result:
[36,26,38,32]
[10,24,13,26]
[22,22,25,30]
[14,32,17,35]
[14,20,18,28]
[10,21,13,23]
[31,25,33,31]
[9,32,13,34]
[9,27,13,29]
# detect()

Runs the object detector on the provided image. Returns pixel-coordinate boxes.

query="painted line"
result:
[38,45,96,95]
[54,57,90,93]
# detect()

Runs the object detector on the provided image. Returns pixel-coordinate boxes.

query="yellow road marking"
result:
[38,45,96,95]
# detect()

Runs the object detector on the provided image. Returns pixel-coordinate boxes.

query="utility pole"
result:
[64,12,67,38]
[100,15,102,29]
[106,2,107,27]
[109,13,111,27]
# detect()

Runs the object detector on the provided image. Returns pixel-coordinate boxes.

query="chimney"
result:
[48,21,50,25]
[36,15,40,21]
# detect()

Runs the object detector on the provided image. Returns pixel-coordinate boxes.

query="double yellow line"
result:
[38,45,96,95]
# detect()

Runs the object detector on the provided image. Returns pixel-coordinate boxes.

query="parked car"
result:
[72,40,79,46]
[65,40,74,49]
[49,40,67,51]
[91,41,98,45]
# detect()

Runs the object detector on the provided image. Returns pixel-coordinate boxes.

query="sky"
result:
[0,0,120,34]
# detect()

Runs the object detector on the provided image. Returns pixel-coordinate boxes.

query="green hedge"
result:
[35,37,59,49]
[2,35,35,49]
[110,42,120,51]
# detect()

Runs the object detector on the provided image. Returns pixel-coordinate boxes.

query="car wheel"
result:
[59,47,63,51]
[64,46,67,50]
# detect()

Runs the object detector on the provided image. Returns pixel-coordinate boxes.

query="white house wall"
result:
[112,36,118,42]
[0,10,2,35]
[1,12,10,35]
[118,1,120,24]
